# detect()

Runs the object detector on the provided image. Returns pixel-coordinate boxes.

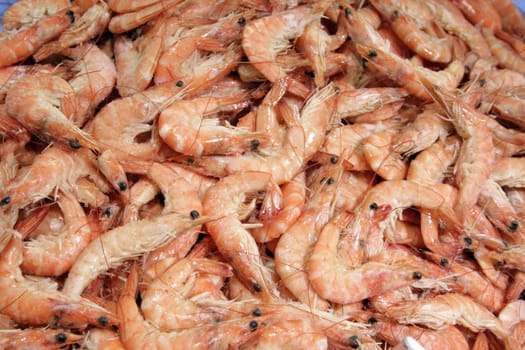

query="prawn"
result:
[203,171,281,301]
[0,235,118,329]
[488,0,525,38]
[483,28,525,76]
[5,72,98,150]
[334,87,408,121]
[2,0,69,30]
[0,7,76,67]
[62,210,209,298]
[274,158,344,310]
[159,95,269,157]
[21,191,94,276]
[0,328,83,350]
[492,157,525,188]
[453,0,502,32]
[84,329,125,350]
[141,258,233,330]
[241,3,326,98]
[362,129,407,180]
[33,1,111,61]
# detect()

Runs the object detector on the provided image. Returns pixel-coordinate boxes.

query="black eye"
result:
[369,202,378,210]
[190,210,200,219]
[68,139,81,149]
[54,333,68,343]
[0,196,10,206]
[249,320,258,330]
[98,316,109,326]
[176,80,184,87]
[252,308,262,317]
[118,182,127,191]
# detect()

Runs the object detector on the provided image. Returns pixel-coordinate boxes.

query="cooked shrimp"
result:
[241,3,326,98]
[489,0,525,38]
[114,17,165,97]
[21,191,94,276]
[108,0,184,33]
[84,329,125,350]
[491,89,525,129]
[499,300,525,331]
[453,0,502,32]
[159,95,269,157]
[185,83,336,184]
[33,1,111,61]
[62,210,208,298]
[274,159,344,310]
[6,72,98,150]
[2,0,69,30]
[484,28,525,76]
[0,146,109,210]
[334,87,408,120]
[251,171,305,242]
[362,129,407,180]
[0,328,83,350]
[203,171,280,301]
[141,258,233,330]
[0,235,118,328]
[0,7,75,68]
[62,43,117,125]
[424,0,491,58]
[91,82,185,161]
[386,293,509,340]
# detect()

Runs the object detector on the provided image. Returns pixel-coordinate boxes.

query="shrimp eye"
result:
[330,155,339,164]
[176,80,184,87]
[252,282,262,292]
[68,139,81,149]
[65,9,75,23]
[344,7,352,16]
[368,50,377,58]
[496,260,506,267]
[237,17,246,25]
[118,182,127,191]
[362,298,371,308]
[305,70,315,78]
[508,220,519,232]
[479,79,486,87]
[440,258,449,266]
[252,308,262,317]
[251,139,260,151]
[463,237,472,245]
[464,65,471,73]
[367,317,377,324]
[0,196,10,206]
[104,207,112,217]
[327,177,335,185]
[190,210,200,219]
[348,335,360,348]
[392,10,399,18]
[249,320,258,330]
[98,316,109,327]
[369,202,378,210]
[412,271,422,279]
[54,333,68,343]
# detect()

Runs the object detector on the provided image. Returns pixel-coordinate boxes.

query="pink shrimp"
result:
[492,157,525,188]
[453,0,502,32]
[0,7,75,67]
[85,329,125,350]
[2,0,69,30]
[0,235,118,329]
[0,328,83,350]
[203,171,280,301]
[20,191,94,276]
[334,87,408,121]
[362,129,408,180]
[5,72,98,150]
[241,3,326,98]
[483,28,525,76]
[158,95,269,157]
[488,0,525,38]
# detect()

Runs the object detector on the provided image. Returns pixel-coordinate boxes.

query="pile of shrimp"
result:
[3,0,525,348]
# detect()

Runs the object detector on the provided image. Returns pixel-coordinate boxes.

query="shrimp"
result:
[62,43,117,125]
[241,3,326,98]
[453,0,502,32]
[499,300,525,331]
[5,72,98,150]
[385,293,509,340]
[250,171,306,243]
[20,191,94,276]
[483,29,525,76]
[425,252,505,312]
[0,7,75,67]
[91,82,186,161]
[141,258,233,330]
[0,235,118,328]
[203,171,280,301]
[62,210,208,298]
[308,209,419,305]
[159,95,269,157]
[491,89,525,129]
[117,264,264,350]
[33,1,111,61]
[334,87,408,121]
[85,329,125,350]
[488,0,525,38]
[362,129,407,180]
[274,159,344,310]
[424,0,491,58]
[184,83,336,184]
[2,0,69,30]
[114,17,165,97]
[485,245,525,273]
[0,328,83,350]
[491,157,525,188]
[394,106,452,157]
[0,146,110,210]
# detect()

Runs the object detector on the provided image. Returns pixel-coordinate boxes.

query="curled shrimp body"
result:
[334,87,408,121]
[489,0,525,38]
[2,0,69,30]
[203,171,280,301]
[453,0,502,32]
[0,235,118,329]
[499,300,525,331]
[108,0,184,33]
[0,146,109,210]
[159,95,268,157]
[483,29,525,76]
[491,157,525,187]
[62,211,208,298]
[362,129,407,180]
[6,73,98,150]
[141,258,233,330]
[241,3,325,98]
[0,7,75,68]
[21,191,94,276]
